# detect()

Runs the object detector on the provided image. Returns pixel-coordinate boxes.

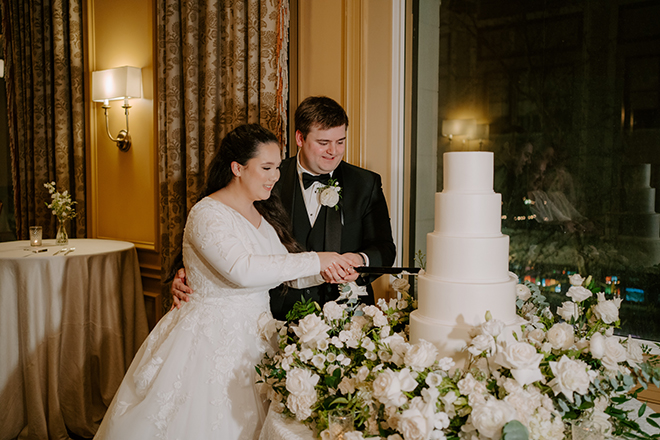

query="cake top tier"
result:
[443,151,494,193]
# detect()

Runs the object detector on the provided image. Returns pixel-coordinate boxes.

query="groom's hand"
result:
[323,253,363,283]
[171,268,193,309]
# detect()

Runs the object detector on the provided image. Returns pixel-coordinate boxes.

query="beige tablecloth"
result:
[0,239,149,440]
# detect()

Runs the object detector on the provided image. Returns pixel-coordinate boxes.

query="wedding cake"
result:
[409,151,518,361]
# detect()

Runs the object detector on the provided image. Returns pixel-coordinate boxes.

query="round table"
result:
[0,238,149,440]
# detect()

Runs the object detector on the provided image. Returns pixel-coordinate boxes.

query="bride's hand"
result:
[318,252,356,283]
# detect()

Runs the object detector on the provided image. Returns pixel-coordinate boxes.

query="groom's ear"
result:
[295,130,305,149]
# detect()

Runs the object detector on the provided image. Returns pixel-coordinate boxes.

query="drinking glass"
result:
[571,419,606,440]
[30,226,43,247]
[328,409,354,440]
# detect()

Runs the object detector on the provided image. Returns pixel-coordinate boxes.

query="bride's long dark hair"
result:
[166,124,302,284]
[198,123,302,253]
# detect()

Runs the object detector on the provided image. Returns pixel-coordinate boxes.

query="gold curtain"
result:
[157,0,289,311]
[1,0,86,240]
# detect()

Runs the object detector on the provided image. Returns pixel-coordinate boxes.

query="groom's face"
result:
[297,124,346,175]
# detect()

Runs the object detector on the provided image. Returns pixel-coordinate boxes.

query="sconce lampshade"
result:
[442,119,477,138]
[92,66,142,102]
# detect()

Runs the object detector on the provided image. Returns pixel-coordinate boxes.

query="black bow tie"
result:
[302,172,331,189]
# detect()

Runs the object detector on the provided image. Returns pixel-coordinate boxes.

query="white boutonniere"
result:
[316,179,342,210]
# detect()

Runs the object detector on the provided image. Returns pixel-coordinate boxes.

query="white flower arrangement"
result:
[257,274,660,440]
[44,181,77,222]
[317,179,342,210]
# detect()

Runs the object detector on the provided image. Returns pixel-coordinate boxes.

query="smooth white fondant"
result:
[435,192,502,236]
[425,233,511,282]
[415,272,518,325]
[410,150,518,361]
[443,152,494,193]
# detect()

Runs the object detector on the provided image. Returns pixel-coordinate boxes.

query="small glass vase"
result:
[56,218,69,245]
[328,409,355,440]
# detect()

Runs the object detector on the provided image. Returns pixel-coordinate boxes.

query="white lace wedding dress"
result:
[95,198,321,440]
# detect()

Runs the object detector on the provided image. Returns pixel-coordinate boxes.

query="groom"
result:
[268,96,396,319]
[171,96,396,319]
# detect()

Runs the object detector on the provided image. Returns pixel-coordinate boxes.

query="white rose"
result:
[481,319,506,338]
[468,334,496,356]
[556,301,579,322]
[372,369,406,406]
[457,373,486,396]
[496,342,544,386]
[404,340,439,371]
[392,277,410,292]
[257,312,280,341]
[516,284,532,301]
[373,313,389,327]
[398,408,428,440]
[287,392,316,420]
[323,301,345,321]
[546,322,574,351]
[286,367,320,396]
[593,292,622,324]
[569,274,585,286]
[626,337,644,367]
[319,186,340,207]
[526,328,546,346]
[548,355,592,402]
[338,376,356,394]
[566,285,592,302]
[293,314,331,345]
[601,338,627,370]
[470,399,518,439]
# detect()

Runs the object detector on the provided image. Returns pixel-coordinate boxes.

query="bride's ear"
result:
[230,161,242,177]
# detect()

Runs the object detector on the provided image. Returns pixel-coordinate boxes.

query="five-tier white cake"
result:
[409,151,519,361]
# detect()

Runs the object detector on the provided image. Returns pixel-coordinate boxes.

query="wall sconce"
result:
[475,123,489,150]
[92,66,142,152]
[442,119,477,148]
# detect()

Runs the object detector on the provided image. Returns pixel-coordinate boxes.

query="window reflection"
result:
[427,0,660,341]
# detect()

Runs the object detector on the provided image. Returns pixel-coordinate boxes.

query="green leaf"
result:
[648,418,660,429]
[502,420,529,440]
[638,402,647,418]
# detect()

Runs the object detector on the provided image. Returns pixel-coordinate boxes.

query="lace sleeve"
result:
[186,203,321,288]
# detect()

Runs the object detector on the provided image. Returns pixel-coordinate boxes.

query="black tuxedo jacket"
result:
[269,157,396,320]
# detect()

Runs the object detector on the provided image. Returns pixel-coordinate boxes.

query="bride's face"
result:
[237,141,282,201]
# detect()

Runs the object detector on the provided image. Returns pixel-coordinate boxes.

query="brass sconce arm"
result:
[102,100,132,152]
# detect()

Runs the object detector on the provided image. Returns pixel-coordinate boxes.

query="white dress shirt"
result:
[295,156,369,266]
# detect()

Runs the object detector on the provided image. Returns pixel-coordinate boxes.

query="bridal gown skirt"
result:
[94,292,271,440]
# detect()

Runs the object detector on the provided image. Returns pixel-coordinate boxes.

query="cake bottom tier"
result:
[410,273,519,365]
[415,272,518,325]
[409,310,524,366]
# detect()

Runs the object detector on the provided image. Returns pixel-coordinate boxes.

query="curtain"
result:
[157,0,289,312]
[1,0,86,240]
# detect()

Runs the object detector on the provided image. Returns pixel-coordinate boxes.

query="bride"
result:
[94,124,355,439]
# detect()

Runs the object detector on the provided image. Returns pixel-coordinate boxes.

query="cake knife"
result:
[355,266,421,275]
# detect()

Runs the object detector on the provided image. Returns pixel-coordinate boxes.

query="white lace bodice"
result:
[182,197,321,300]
